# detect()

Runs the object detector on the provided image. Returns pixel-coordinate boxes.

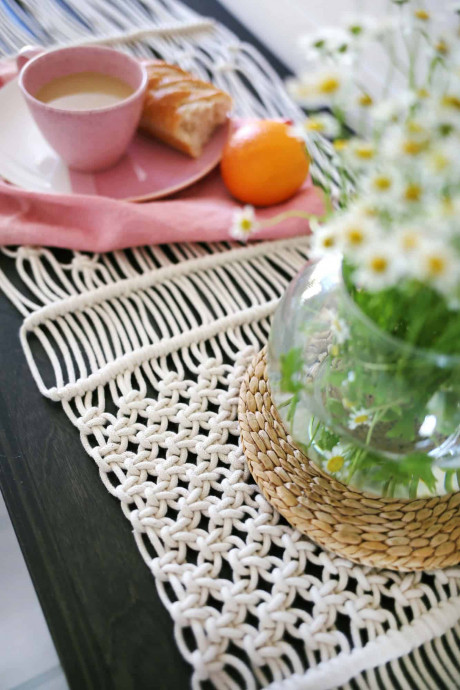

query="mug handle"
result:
[16,45,43,71]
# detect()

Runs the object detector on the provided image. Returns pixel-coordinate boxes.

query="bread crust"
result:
[140,61,232,157]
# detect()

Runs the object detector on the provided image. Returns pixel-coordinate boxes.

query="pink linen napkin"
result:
[0,60,324,252]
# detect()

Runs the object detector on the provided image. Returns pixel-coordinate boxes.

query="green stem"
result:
[259,209,323,230]
[347,447,366,484]
[409,476,419,498]
[368,398,408,413]
[387,476,397,497]
[306,417,322,449]
[444,470,454,493]
[365,408,384,446]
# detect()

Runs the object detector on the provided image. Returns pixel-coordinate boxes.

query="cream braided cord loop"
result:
[0,1,459,689]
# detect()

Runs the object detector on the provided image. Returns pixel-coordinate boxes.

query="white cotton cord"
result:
[0,266,36,316]
[21,238,308,331]
[69,20,216,47]
[265,596,460,690]
[20,299,278,401]
[18,238,308,399]
[431,636,459,687]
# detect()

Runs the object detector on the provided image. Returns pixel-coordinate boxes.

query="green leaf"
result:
[279,347,304,394]
[385,416,417,442]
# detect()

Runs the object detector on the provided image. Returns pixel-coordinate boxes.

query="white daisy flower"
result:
[410,240,460,295]
[360,168,399,204]
[286,67,348,108]
[405,182,427,206]
[345,138,377,167]
[426,33,453,59]
[424,138,460,176]
[334,210,380,254]
[370,93,416,124]
[330,315,351,344]
[395,178,427,210]
[230,205,259,242]
[323,444,348,473]
[429,197,460,228]
[310,224,341,258]
[382,125,429,162]
[396,225,426,255]
[302,113,341,138]
[435,92,460,128]
[354,242,404,291]
[348,408,373,430]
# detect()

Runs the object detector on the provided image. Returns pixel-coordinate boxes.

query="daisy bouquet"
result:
[270,1,460,497]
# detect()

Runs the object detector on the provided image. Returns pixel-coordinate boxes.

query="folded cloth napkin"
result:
[0,60,324,251]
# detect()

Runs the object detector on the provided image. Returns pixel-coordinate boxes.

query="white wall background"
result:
[218,0,452,96]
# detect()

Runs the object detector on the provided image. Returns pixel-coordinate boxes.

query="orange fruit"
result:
[220,120,309,207]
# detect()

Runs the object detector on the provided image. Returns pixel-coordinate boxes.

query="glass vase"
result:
[267,254,460,498]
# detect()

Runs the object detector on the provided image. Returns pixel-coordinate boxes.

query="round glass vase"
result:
[267,254,460,499]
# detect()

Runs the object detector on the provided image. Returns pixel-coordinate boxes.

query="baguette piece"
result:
[140,61,233,158]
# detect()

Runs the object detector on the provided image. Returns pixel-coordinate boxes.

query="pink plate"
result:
[0,77,229,202]
[69,123,230,201]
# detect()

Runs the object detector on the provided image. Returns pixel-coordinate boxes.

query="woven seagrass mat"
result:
[238,348,460,572]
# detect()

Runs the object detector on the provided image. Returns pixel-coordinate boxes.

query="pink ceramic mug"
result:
[18,45,148,172]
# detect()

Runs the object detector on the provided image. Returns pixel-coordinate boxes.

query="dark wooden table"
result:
[0,3,289,689]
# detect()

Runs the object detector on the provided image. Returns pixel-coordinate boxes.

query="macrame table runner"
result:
[0,1,459,689]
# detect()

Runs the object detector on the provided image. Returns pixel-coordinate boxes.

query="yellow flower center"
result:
[327,455,345,473]
[402,232,419,250]
[406,120,424,134]
[435,39,448,55]
[354,414,369,424]
[347,228,365,245]
[322,235,336,248]
[430,152,449,171]
[319,76,341,94]
[354,144,375,160]
[404,184,422,202]
[441,94,460,110]
[240,219,252,231]
[370,257,388,273]
[306,119,324,132]
[427,256,446,276]
[358,93,373,107]
[373,175,392,191]
[414,9,430,20]
[417,88,430,99]
[333,139,348,151]
[402,138,425,155]
[362,205,377,217]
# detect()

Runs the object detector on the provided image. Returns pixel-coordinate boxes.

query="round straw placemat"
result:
[238,348,460,571]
